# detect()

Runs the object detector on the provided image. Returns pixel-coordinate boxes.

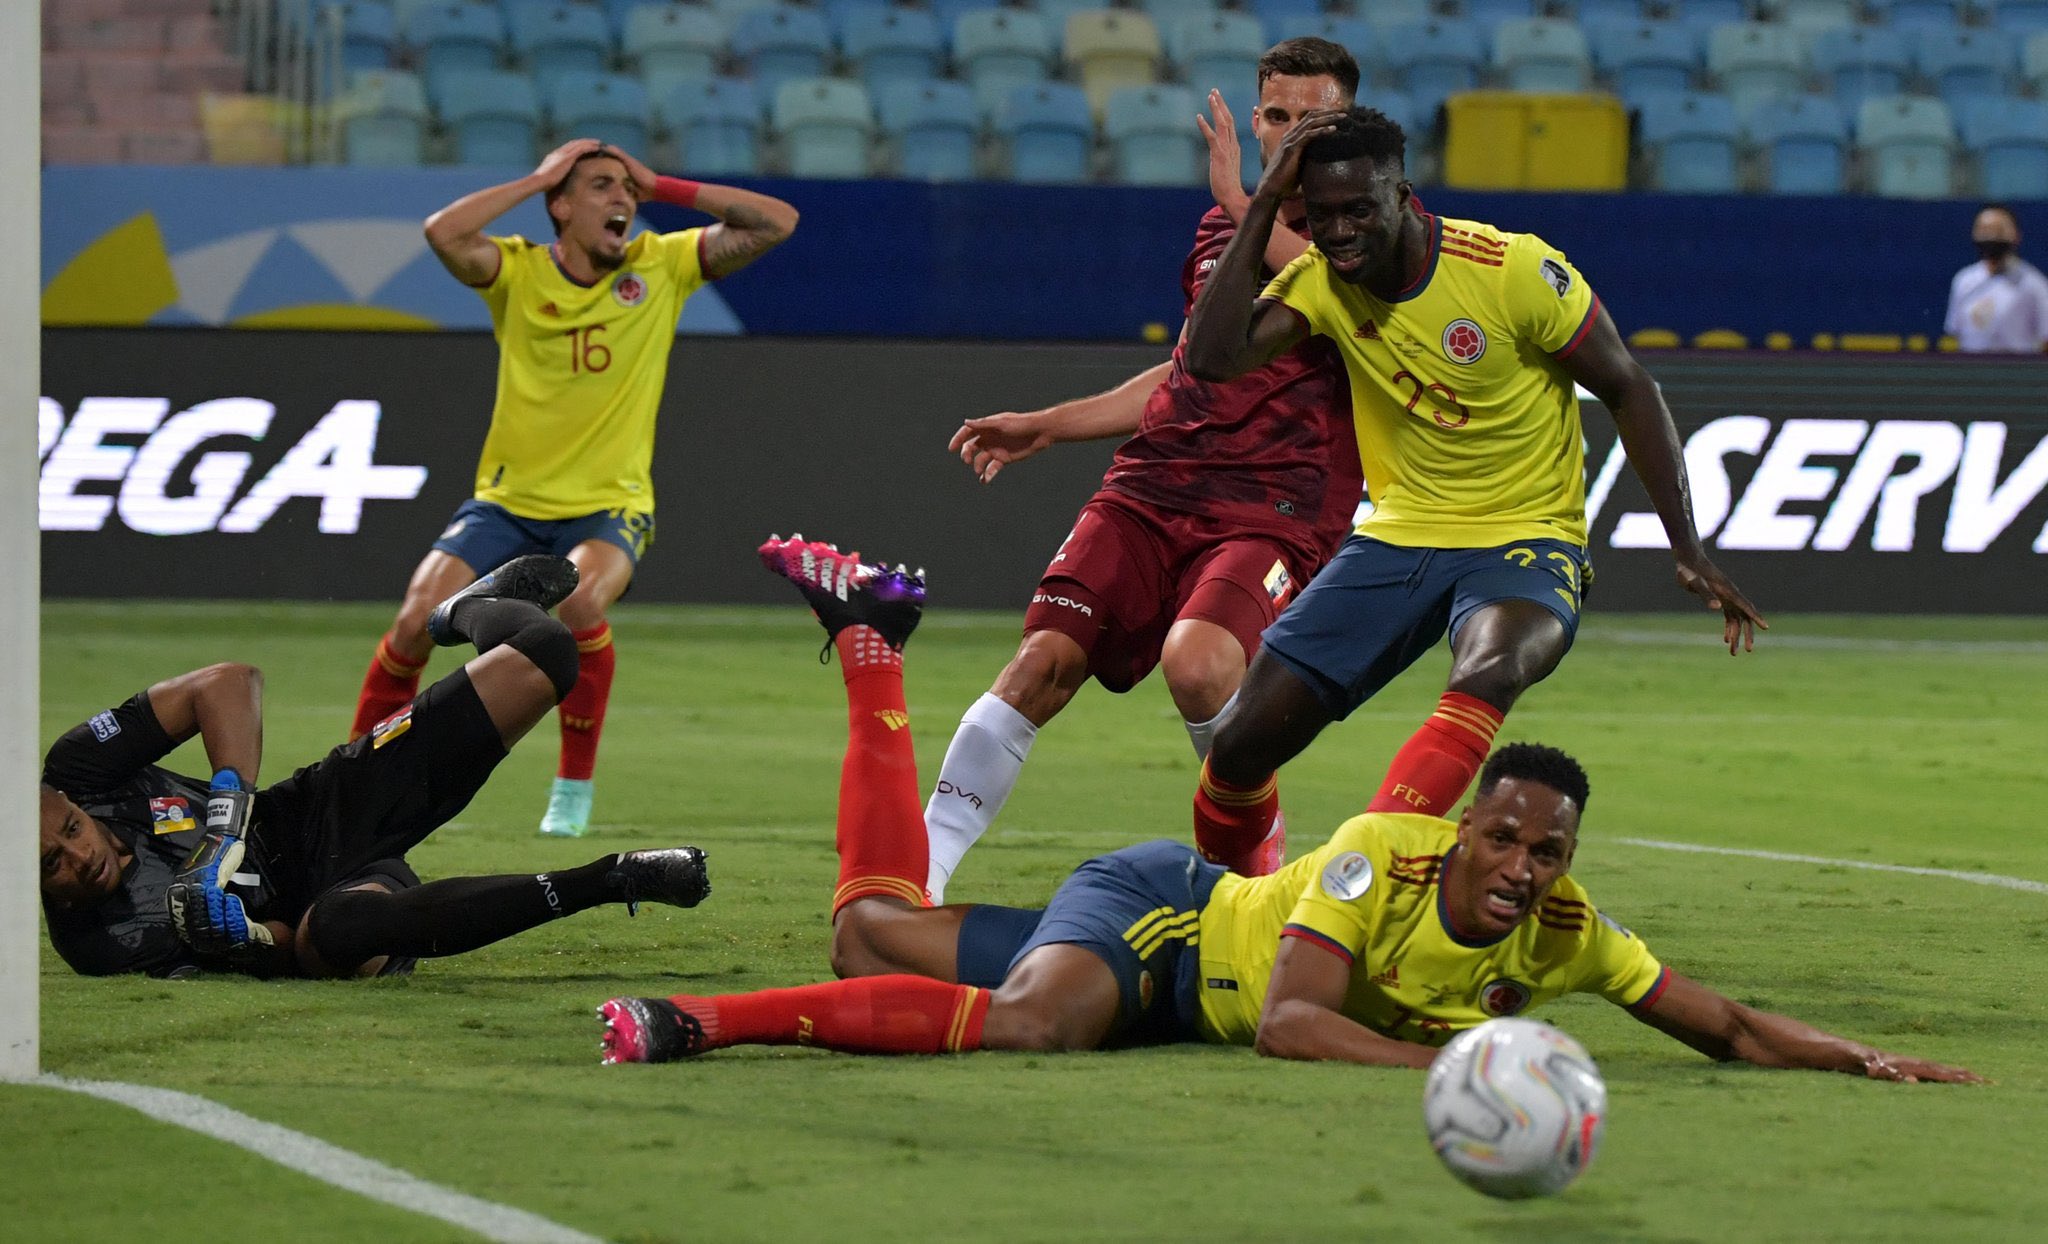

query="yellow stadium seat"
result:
[201,93,287,164]
[1442,91,1626,191]
[1628,327,1681,349]
[1065,10,1161,116]
[1690,329,1749,348]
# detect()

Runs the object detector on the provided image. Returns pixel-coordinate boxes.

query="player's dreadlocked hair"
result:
[1257,37,1360,97]
[1302,107,1407,172]
[1476,743,1591,811]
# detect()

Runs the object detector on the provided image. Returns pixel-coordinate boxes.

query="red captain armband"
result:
[652,176,702,209]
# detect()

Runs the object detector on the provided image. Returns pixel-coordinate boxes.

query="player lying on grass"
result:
[596,538,1975,1086]
[40,556,709,979]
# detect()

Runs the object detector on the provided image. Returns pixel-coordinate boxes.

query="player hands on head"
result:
[348,140,798,841]
[40,557,709,981]
[594,538,1975,1090]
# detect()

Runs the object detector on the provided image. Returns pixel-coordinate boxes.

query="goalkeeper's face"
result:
[38,786,129,905]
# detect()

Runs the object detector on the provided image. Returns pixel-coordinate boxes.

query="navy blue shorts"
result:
[431,499,653,575]
[1006,840,1225,1047]
[1262,535,1591,719]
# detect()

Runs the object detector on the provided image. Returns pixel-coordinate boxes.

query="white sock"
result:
[923,692,1038,903]
[1183,693,1234,760]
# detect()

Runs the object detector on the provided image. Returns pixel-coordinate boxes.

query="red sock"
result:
[1366,692,1505,816]
[350,637,426,741]
[557,622,615,781]
[831,625,928,914]
[676,976,988,1054]
[1193,757,1281,874]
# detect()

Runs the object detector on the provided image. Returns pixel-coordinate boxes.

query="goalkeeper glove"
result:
[166,770,273,961]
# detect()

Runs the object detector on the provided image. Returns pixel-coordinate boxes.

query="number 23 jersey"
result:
[472,229,709,520]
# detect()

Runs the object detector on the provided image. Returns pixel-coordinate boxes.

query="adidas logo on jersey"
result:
[1353,321,1381,340]
[539,302,561,317]
[1369,964,1400,988]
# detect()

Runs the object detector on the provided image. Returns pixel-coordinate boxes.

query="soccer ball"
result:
[1421,1017,1607,1199]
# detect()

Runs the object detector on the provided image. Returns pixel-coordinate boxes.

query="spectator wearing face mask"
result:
[1944,203,2048,354]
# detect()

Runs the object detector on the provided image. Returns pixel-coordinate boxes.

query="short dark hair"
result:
[1477,742,1591,811]
[1302,106,1406,172]
[1979,201,2019,228]
[1257,36,1361,99]
[544,148,626,237]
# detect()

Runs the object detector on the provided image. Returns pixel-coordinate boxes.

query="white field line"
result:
[1582,629,2048,654]
[1613,838,2048,895]
[33,1076,604,1244]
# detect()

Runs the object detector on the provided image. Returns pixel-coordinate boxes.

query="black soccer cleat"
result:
[598,996,709,1065]
[757,534,925,658]
[426,554,581,647]
[606,846,711,917]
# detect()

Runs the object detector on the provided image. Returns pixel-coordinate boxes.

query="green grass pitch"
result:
[11,601,2047,1243]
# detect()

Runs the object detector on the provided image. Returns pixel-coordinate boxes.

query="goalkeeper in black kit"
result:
[37,557,710,979]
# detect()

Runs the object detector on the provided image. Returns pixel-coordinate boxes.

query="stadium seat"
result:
[1360,0,1432,31]
[1212,82,1261,190]
[1169,11,1265,93]
[320,0,397,73]
[508,2,614,93]
[1771,0,1859,30]
[773,76,874,178]
[1670,0,1749,36]
[1745,94,1849,193]
[708,0,779,21]
[732,4,835,99]
[819,0,891,40]
[1248,0,1323,45]
[843,7,945,92]
[1462,0,1537,29]
[874,78,978,180]
[1373,89,1426,148]
[339,68,427,166]
[1865,0,1966,31]
[1989,0,2048,34]
[1036,0,1108,32]
[1577,0,1645,23]
[1706,22,1807,113]
[656,75,762,174]
[997,80,1093,183]
[623,2,726,99]
[1266,15,1376,72]
[435,68,540,164]
[1382,20,1486,120]
[1494,19,1592,93]
[1958,96,2048,198]
[1591,20,1699,101]
[1809,26,1910,114]
[1856,95,1957,198]
[1104,84,1202,186]
[1637,89,1740,191]
[2028,31,2048,92]
[409,3,508,80]
[544,69,650,152]
[1133,0,1220,19]
[1916,30,2018,112]
[955,7,1055,119]
[1066,10,1163,116]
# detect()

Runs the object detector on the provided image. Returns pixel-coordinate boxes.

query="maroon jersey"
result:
[1101,206,1361,562]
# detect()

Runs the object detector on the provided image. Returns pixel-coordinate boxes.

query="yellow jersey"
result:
[471,229,709,519]
[1262,215,1599,549]
[1194,813,1665,1048]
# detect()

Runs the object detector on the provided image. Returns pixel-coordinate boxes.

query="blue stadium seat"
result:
[733,4,835,99]
[2028,30,2048,92]
[1372,89,1425,146]
[1856,95,1957,198]
[997,81,1093,183]
[819,0,892,41]
[1865,0,1966,31]
[1670,0,1749,36]
[955,7,1055,118]
[1590,20,1699,101]
[1248,0,1324,46]
[930,0,990,33]
[321,0,397,73]
[874,78,979,180]
[1772,0,1859,31]
[1746,94,1848,192]
[1577,0,1644,23]
[1917,30,2019,112]
[773,76,875,178]
[1104,84,1202,186]
[1809,26,1910,113]
[623,3,726,98]
[1638,90,1740,191]
[656,76,762,175]
[508,2,614,94]
[1382,20,1485,120]
[1037,0,1108,32]
[1461,0,1537,30]
[1494,18,1592,92]
[1706,21,1807,113]
[544,70,651,151]
[1169,12,1266,93]
[434,68,540,165]
[340,69,427,165]
[1266,15,1376,72]
[409,3,507,80]
[1958,96,2048,198]
[1989,0,2048,34]
[843,7,946,92]
[1213,82,1260,191]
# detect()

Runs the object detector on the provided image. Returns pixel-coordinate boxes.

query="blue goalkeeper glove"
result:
[166,770,273,962]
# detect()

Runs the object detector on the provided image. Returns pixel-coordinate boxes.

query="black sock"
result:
[307,855,622,966]
[446,597,579,701]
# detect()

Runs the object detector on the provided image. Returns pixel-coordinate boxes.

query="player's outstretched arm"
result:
[1255,937,1439,1069]
[144,663,264,786]
[949,360,1174,483]
[1557,308,1768,654]
[424,139,602,286]
[1635,970,1982,1083]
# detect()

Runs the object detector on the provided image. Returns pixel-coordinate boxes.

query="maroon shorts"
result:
[1022,492,1322,693]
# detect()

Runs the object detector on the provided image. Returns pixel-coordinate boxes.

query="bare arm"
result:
[603,144,799,279]
[1558,308,1767,654]
[1197,89,1314,274]
[143,663,263,784]
[1636,970,1981,1083]
[948,360,1173,483]
[423,139,600,287]
[1253,937,1439,1069]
